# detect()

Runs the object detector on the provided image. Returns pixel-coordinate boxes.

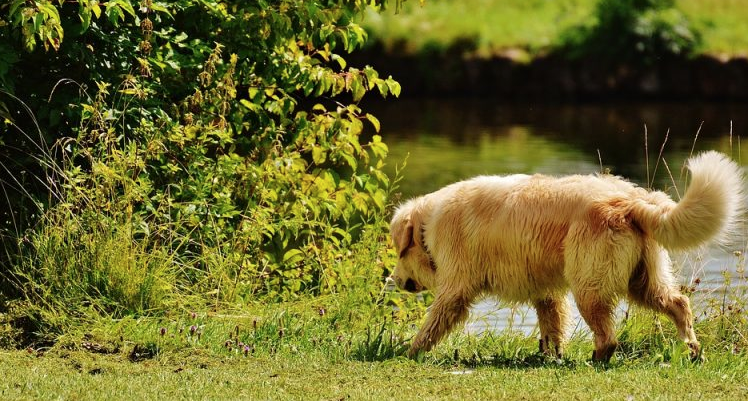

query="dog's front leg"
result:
[534,295,571,358]
[408,291,471,358]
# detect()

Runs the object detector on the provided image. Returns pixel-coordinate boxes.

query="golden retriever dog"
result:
[389,151,744,362]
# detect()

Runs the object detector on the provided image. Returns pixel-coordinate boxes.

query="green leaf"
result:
[352,193,369,214]
[283,249,305,265]
[149,2,173,18]
[365,114,380,133]
[105,2,125,25]
[8,0,25,20]
[33,13,44,33]
[312,146,326,164]
[319,24,334,40]
[350,78,365,102]
[363,66,378,90]
[339,28,349,51]
[91,2,102,19]
[332,75,346,96]
[39,2,61,21]
[370,135,388,159]
[331,54,346,70]
[240,99,261,112]
[248,87,260,100]
[385,77,401,97]
[340,152,357,170]
[115,0,136,18]
[79,6,92,31]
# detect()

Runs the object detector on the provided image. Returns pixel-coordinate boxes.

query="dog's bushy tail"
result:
[630,151,745,251]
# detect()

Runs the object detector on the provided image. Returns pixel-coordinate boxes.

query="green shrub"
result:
[558,0,702,63]
[1,0,403,338]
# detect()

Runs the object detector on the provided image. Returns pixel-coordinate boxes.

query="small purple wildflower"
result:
[190,311,197,320]
[189,325,197,336]
[243,345,250,356]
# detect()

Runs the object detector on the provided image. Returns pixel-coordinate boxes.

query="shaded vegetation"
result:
[1,0,402,343]
[558,0,701,63]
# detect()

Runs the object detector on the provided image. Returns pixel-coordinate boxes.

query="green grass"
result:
[2,317,748,399]
[364,0,593,58]
[363,0,748,58]
[679,0,748,57]
[2,348,748,400]
[3,290,748,400]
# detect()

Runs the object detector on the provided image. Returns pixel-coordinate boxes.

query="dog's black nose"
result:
[404,278,418,292]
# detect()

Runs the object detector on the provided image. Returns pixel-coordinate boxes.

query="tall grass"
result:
[1,178,397,346]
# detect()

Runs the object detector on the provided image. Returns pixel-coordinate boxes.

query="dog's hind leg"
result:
[660,293,699,358]
[408,289,473,358]
[573,290,618,362]
[533,295,571,357]
[565,203,643,362]
[628,247,700,358]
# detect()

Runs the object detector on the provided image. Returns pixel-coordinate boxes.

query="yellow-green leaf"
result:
[365,114,380,132]
[312,146,326,164]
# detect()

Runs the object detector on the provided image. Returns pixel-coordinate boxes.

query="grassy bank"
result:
[363,0,748,58]
[2,297,748,400]
[3,348,748,400]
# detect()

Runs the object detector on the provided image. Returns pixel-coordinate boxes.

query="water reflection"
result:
[369,99,748,198]
[371,99,748,334]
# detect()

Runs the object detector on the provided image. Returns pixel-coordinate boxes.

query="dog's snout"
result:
[404,278,418,292]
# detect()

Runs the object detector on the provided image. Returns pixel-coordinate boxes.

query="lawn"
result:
[2,296,748,400]
[362,0,748,58]
[3,344,748,400]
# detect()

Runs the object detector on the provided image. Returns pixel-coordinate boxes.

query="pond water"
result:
[371,98,748,335]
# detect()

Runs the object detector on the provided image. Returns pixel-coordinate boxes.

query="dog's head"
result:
[389,199,436,293]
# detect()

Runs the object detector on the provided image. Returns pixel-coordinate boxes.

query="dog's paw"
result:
[591,342,618,364]
[688,342,705,363]
[407,348,426,362]
[538,338,564,360]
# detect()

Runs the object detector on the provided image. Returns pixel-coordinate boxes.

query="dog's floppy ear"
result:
[409,206,425,251]
[396,218,415,257]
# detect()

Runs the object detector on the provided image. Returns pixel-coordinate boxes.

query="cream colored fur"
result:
[389,151,744,361]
